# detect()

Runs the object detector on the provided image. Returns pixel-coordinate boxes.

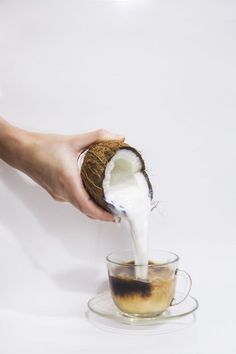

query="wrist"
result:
[0,117,34,171]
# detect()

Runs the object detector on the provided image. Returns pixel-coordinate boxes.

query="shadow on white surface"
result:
[52,267,101,293]
[0,163,130,316]
[0,161,129,265]
[86,311,197,335]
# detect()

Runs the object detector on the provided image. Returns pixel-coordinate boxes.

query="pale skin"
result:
[0,117,124,222]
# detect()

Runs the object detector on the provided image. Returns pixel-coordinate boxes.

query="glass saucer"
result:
[87,291,199,326]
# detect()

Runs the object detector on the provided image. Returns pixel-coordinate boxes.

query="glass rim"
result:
[106,249,179,267]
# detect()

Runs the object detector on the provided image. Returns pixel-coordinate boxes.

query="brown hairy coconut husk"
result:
[81,140,153,213]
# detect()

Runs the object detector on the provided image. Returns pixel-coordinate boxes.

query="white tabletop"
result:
[0,0,236,353]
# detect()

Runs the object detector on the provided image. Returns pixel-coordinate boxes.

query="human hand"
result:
[0,118,124,221]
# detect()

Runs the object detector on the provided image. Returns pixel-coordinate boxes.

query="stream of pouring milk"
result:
[103,150,151,279]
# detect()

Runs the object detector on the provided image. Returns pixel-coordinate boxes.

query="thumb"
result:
[73,129,125,151]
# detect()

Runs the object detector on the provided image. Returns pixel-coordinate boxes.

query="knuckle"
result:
[87,215,95,220]
[95,129,107,139]
[44,185,65,202]
[52,193,64,202]
[75,201,85,213]
[79,205,87,214]
[49,188,64,202]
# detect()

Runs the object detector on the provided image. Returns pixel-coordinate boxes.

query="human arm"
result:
[0,117,124,221]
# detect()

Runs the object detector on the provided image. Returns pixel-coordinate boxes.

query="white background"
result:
[0,0,236,353]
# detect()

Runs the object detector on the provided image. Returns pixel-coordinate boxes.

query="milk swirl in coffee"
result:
[103,149,151,279]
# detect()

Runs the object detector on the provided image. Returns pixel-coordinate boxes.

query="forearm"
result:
[0,117,118,221]
[0,117,32,171]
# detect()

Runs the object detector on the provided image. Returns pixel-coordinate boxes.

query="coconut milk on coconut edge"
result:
[103,149,152,279]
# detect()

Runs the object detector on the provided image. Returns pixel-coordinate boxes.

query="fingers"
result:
[69,175,115,222]
[73,129,125,151]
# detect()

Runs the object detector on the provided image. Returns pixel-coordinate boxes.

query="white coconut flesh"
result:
[103,149,151,279]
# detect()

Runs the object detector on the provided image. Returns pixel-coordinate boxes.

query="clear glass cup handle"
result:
[171,269,192,306]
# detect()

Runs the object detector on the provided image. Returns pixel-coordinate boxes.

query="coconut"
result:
[80,141,153,214]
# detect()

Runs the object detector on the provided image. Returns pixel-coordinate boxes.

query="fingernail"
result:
[113,216,121,223]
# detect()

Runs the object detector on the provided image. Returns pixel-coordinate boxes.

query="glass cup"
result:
[106,250,192,318]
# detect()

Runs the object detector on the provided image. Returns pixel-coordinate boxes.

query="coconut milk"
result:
[103,150,151,279]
